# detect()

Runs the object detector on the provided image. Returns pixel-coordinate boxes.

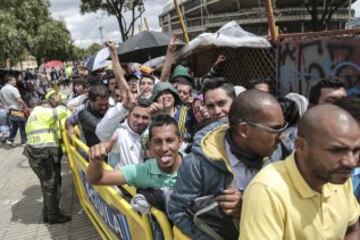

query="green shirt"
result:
[121,159,177,189]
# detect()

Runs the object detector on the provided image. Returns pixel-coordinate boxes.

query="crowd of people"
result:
[0,36,359,239]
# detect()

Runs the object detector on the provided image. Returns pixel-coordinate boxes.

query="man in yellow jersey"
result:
[23,99,71,224]
[240,105,360,240]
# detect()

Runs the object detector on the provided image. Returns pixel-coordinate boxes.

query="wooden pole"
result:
[264,0,278,45]
[173,0,190,43]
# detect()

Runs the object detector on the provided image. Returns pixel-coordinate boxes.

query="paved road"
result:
[0,143,100,240]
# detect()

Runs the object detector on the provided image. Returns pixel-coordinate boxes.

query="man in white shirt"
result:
[96,98,150,167]
[0,75,28,146]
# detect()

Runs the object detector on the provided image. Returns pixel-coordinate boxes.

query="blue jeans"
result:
[8,115,27,144]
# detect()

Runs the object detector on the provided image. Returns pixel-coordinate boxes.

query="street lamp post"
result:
[98,26,104,44]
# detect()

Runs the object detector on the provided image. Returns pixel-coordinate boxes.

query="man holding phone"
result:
[169,90,286,239]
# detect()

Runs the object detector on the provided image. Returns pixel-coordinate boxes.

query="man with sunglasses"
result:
[169,90,285,239]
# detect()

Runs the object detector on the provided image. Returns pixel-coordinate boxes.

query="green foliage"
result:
[33,19,73,63]
[85,43,103,56]
[71,45,87,61]
[80,0,145,41]
[0,0,80,67]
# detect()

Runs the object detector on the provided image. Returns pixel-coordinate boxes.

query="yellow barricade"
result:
[62,126,153,240]
[62,125,192,240]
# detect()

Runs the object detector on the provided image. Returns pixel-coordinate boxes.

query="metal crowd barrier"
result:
[61,125,190,240]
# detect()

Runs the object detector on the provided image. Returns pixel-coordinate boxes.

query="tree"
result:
[300,0,350,31]
[33,19,73,64]
[80,0,145,42]
[70,45,86,61]
[0,0,78,67]
[0,11,28,67]
[85,43,103,56]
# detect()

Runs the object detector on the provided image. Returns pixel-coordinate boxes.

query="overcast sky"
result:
[49,0,360,49]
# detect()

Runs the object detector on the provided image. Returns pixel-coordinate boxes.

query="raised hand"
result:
[121,88,137,110]
[167,35,179,54]
[89,142,112,164]
[214,54,226,66]
[105,40,117,53]
[148,102,164,116]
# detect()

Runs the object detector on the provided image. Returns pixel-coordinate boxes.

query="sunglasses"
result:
[240,119,288,134]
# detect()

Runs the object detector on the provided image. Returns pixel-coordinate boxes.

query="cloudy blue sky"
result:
[49,0,360,48]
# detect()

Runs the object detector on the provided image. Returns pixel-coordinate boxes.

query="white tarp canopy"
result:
[175,21,271,60]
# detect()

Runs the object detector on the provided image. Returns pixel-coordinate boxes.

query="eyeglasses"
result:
[240,119,288,134]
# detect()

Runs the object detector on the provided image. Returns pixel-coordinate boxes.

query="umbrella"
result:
[44,60,64,69]
[117,31,185,64]
[84,47,111,72]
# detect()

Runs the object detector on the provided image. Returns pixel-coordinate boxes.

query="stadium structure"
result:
[159,0,354,39]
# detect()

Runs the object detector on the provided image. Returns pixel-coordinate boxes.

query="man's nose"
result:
[341,151,358,169]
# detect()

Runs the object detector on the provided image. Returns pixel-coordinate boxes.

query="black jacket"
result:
[77,103,104,147]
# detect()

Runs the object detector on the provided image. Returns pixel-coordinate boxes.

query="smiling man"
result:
[202,78,235,121]
[86,114,183,190]
[240,104,360,240]
[96,98,151,167]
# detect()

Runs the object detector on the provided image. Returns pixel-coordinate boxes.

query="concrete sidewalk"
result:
[0,143,100,240]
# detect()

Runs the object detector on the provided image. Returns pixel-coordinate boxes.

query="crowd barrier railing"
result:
[61,125,191,240]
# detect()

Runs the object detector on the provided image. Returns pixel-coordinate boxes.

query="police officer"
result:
[23,99,71,224]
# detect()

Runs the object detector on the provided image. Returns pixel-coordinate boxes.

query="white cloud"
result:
[49,0,360,48]
[49,0,168,48]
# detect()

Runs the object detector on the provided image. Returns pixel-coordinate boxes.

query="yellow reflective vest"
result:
[25,105,68,148]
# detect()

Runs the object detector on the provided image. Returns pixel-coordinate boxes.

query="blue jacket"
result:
[168,120,234,239]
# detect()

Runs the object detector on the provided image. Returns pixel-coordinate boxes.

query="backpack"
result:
[25,80,35,92]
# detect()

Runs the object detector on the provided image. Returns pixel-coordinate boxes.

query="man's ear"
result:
[295,137,307,152]
[237,122,249,138]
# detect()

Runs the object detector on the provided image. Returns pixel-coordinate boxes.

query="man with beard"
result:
[96,97,151,167]
[240,105,360,240]
[77,84,109,147]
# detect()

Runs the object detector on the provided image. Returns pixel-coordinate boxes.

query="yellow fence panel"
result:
[61,124,192,240]
[62,126,153,240]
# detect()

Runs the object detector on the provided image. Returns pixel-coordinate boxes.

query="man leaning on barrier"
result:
[86,114,183,211]
[240,105,360,239]
[169,90,285,239]
[23,99,71,224]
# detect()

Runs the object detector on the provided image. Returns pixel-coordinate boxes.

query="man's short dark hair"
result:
[102,71,115,81]
[333,96,360,121]
[88,84,110,102]
[309,77,345,104]
[140,74,155,84]
[176,77,192,87]
[229,90,280,131]
[129,98,151,113]
[201,77,235,99]
[5,75,15,83]
[248,77,272,89]
[72,75,87,87]
[148,114,180,140]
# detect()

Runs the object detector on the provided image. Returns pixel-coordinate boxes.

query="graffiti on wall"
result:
[277,38,360,97]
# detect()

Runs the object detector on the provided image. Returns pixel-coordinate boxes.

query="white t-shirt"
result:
[0,84,22,110]
[111,120,144,168]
